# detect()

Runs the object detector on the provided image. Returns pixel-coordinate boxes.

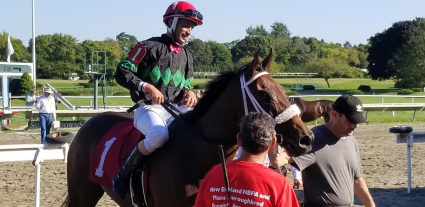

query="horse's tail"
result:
[61,194,70,207]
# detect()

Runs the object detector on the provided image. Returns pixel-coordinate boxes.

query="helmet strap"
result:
[165,17,181,45]
[166,17,179,33]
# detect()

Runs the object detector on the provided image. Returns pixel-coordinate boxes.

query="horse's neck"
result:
[196,84,242,144]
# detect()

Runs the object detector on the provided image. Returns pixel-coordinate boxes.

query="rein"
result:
[161,102,237,146]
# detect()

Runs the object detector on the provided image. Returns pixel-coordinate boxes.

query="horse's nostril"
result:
[299,135,313,149]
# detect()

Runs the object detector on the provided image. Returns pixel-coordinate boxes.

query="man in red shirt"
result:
[195,112,299,207]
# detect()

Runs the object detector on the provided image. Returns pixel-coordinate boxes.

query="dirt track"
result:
[1,124,425,207]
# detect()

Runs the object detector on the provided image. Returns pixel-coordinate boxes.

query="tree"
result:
[270,22,291,38]
[116,32,138,57]
[18,72,34,95]
[273,37,292,64]
[207,41,232,70]
[230,36,274,63]
[305,58,353,88]
[354,44,370,69]
[246,25,269,37]
[367,18,422,80]
[343,41,352,48]
[28,34,83,79]
[185,38,213,71]
[0,32,31,62]
[80,39,122,79]
[288,36,316,65]
[29,33,82,63]
[393,20,425,88]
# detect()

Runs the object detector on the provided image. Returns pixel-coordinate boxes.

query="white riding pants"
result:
[134,104,191,153]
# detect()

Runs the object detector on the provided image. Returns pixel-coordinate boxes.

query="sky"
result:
[2,0,425,47]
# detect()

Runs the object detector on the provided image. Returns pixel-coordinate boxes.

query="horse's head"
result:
[240,51,314,156]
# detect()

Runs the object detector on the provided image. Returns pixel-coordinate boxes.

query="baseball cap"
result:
[333,95,367,124]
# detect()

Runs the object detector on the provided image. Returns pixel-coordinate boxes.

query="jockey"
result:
[112,1,203,199]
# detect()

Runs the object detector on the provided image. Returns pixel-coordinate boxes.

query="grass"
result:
[38,79,88,88]
[5,77,425,130]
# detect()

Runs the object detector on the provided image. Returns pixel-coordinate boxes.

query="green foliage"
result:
[107,79,118,86]
[185,38,213,68]
[270,22,291,38]
[116,32,138,57]
[397,89,414,95]
[18,72,35,95]
[58,89,81,95]
[346,90,364,95]
[36,82,44,91]
[246,25,270,37]
[83,83,94,88]
[411,88,423,92]
[304,58,353,88]
[303,85,315,90]
[393,19,425,88]
[288,36,317,65]
[285,90,299,95]
[113,91,129,96]
[0,32,31,62]
[231,36,275,63]
[207,41,233,68]
[29,33,82,63]
[358,85,371,91]
[367,18,424,80]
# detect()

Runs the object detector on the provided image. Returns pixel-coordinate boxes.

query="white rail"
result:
[0,143,70,207]
[391,131,425,193]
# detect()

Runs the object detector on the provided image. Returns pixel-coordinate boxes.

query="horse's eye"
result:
[260,91,270,101]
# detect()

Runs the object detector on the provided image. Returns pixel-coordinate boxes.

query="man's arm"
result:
[115,43,148,91]
[36,96,42,111]
[354,177,375,207]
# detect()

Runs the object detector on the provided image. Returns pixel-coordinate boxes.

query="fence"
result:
[0,143,70,207]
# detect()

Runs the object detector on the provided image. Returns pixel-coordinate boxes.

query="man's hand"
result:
[182,90,197,108]
[146,84,164,105]
[293,179,303,189]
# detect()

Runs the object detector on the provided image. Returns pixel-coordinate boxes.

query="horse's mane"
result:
[184,68,243,123]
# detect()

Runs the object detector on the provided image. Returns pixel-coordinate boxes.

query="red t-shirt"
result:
[195,160,299,207]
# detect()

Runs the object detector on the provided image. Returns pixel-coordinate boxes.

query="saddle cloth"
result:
[89,119,143,188]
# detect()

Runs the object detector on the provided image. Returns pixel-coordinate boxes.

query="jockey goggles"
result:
[163,9,203,21]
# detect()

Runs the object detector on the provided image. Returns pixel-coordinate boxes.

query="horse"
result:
[289,97,334,123]
[62,51,314,207]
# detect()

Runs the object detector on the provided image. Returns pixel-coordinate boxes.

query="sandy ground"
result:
[1,124,425,207]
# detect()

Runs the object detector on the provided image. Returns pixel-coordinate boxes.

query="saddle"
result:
[89,119,143,188]
[89,117,178,206]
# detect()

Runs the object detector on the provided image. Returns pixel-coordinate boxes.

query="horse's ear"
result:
[261,49,273,72]
[246,52,260,78]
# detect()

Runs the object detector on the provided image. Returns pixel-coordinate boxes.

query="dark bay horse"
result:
[289,97,334,123]
[62,52,314,207]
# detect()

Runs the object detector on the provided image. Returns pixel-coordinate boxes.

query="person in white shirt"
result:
[268,144,303,189]
[36,87,57,144]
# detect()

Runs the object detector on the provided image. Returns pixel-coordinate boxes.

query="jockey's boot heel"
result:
[112,147,146,199]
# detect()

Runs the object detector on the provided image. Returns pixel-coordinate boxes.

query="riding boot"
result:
[112,147,147,199]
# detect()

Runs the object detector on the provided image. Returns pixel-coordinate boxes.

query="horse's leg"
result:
[66,134,104,207]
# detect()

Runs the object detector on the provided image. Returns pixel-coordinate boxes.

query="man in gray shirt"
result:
[283,95,375,207]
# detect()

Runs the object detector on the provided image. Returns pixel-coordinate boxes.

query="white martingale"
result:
[240,71,301,124]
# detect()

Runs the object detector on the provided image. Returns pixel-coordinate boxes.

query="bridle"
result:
[240,71,301,124]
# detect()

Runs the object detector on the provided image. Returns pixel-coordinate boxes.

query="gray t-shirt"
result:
[292,124,362,206]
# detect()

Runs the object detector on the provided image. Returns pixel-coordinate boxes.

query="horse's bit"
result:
[240,71,301,124]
